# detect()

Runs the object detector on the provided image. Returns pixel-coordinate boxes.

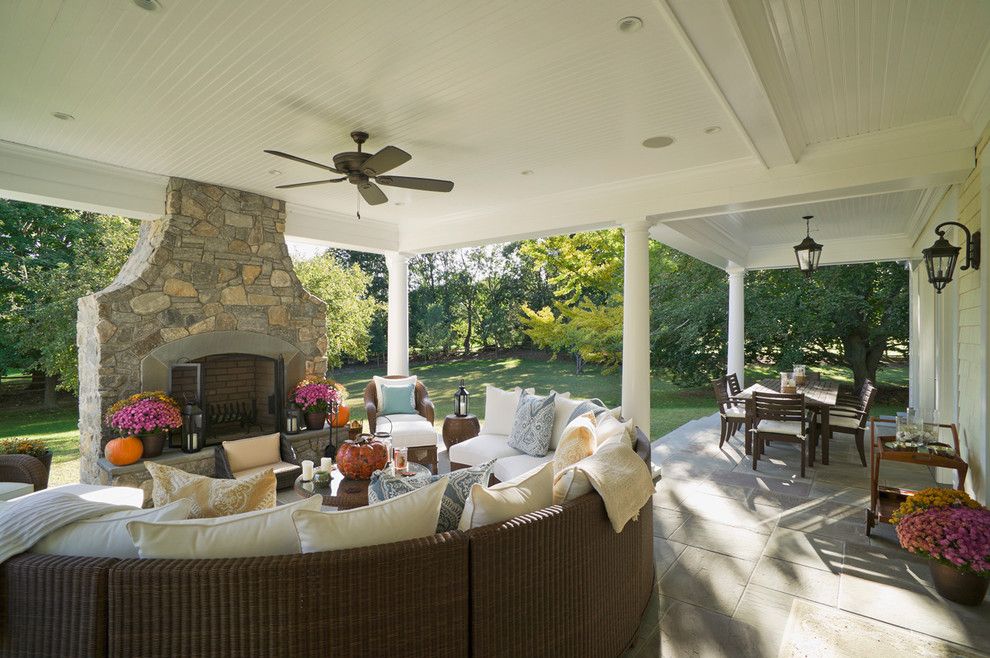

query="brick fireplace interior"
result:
[169,354,282,445]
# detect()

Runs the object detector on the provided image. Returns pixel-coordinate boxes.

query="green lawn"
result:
[0,356,907,487]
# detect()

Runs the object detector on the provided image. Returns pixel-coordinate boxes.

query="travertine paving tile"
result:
[660,601,765,658]
[669,517,770,562]
[658,546,757,615]
[750,556,840,606]
[762,527,845,573]
[653,507,690,539]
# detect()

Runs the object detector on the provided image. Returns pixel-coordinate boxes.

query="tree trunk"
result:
[574,352,584,375]
[463,296,473,357]
[842,333,887,392]
[43,374,57,409]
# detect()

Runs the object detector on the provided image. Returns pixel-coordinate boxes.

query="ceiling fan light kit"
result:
[264,131,453,215]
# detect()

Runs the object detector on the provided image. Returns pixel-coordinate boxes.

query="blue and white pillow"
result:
[507,392,556,457]
[368,460,496,533]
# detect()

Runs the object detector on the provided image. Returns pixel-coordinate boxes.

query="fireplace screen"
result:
[169,354,285,445]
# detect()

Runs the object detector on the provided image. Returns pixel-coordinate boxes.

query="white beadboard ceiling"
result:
[702,189,928,247]
[0,0,751,225]
[746,0,990,145]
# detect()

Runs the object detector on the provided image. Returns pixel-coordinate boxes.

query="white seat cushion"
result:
[381,413,438,449]
[755,420,805,437]
[723,406,746,419]
[829,414,864,430]
[493,452,555,483]
[448,433,522,466]
[233,460,300,480]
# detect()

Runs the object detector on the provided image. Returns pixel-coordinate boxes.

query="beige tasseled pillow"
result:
[145,461,276,519]
[551,413,597,503]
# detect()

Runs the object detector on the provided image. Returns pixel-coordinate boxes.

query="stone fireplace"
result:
[77,177,328,485]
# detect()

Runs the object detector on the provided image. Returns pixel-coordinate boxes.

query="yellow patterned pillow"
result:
[145,461,276,519]
[553,412,597,475]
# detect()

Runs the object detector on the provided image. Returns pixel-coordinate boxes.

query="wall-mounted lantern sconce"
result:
[922,221,981,294]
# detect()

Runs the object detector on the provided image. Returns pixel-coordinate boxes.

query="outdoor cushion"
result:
[756,420,805,437]
[233,461,300,480]
[493,452,555,483]
[127,496,321,559]
[145,461,276,518]
[595,414,636,449]
[30,499,193,559]
[382,414,438,449]
[368,460,495,532]
[222,433,281,472]
[293,477,447,552]
[14,483,144,507]
[549,392,583,449]
[507,392,556,457]
[448,433,523,466]
[829,414,865,430]
[722,405,746,419]
[482,385,529,436]
[380,382,417,415]
[459,462,554,530]
[373,375,417,408]
[553,412,597,475]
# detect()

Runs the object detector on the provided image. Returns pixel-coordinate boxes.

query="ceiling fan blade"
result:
[375,175,454,193]
[361,145,411,176]
[264,150,342,174]
[358,181,388,205]
[275,178,347,189]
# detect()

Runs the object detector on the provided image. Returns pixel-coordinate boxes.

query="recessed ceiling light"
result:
[642,136,674,149]
[617,16,643,33]
[704,126,722,135]
[51,112,75,121]
[132,0,161,10]
[394,201,405,206]
[268,169,282,176]
[521,170,534,176]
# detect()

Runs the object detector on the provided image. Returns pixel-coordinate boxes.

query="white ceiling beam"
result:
[0,140,166,220]
[649,223,729,270]
[959,37,990,141]
[403,118,973,253]
[662,0,803,167]
[746,234,912,270]
[284,203,399,254]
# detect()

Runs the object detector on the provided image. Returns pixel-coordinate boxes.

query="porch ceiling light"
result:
[793,215,823,277]
[922,221,981,294]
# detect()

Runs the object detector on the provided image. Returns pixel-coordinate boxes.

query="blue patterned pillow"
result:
[368,460,496,533]
[567,398,608,424]
[507,392,556,457]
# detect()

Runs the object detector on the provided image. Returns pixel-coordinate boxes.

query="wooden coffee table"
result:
[294,462,431,510]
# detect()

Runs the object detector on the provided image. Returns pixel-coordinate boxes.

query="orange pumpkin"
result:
[331,404,351,428]
[105,436,143,466]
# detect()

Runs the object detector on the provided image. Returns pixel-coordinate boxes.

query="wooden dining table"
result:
[737,379,840,465]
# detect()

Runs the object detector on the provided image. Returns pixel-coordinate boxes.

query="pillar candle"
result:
[320,457,333,471]
[301,460,314,481]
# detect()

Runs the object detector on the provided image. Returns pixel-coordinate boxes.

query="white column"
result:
[385,252,411,376]
[621,221,651,433]
[726,266,745,387]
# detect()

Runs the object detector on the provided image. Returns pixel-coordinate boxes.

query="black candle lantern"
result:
[285,407,302,434]
[793,215,823,277]
[454,380,469,417]
[181,401,204,454]
[922,221,981,294]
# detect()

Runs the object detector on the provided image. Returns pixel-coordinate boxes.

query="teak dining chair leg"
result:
[719,418,728,448]
[854,428,867,466]
[800,441,806,478]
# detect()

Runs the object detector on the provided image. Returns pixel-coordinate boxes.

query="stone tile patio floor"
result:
[624,413,990,657]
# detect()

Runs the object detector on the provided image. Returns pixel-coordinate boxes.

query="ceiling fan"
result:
[264,131,454,210]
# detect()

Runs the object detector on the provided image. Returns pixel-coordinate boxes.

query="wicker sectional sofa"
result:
[0,431,654,658]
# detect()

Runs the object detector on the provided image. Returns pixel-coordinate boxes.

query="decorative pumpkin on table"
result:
[335,434,389,480]
[104,436,144,466]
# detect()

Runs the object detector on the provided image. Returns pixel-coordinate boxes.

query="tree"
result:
[293,252,381,368]
[0,202,139,401]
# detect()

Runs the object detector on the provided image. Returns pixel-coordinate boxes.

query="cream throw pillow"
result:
[553,468,594,504]
[549,392,584,449]
[553,413,596,474]
[458,462,554,530]
[145,461,276,518]
[293,477,448,552]
[30,499,192,559]
[482,385,533,436]
[596,413,636,449]
[127,496,321,559]
[222,433,281,472]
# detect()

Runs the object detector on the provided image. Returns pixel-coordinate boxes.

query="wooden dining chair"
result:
[712,376,746,448]
[748,392,808,478]
[816,381,877,466]
[726,372,743,397]
[833,379,872,413]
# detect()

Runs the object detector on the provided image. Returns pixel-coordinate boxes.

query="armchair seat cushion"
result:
[222,433,281,472]
[493,453,555,483]
[448,433,524,466]
[382,414,438,449]
[828,414,865,431]
[233,461,301,481]
[754,420,805,437]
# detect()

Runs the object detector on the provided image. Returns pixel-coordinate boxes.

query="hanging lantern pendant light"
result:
[794,215,823,277]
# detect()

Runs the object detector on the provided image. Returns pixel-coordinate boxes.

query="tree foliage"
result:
[293,252,381,368]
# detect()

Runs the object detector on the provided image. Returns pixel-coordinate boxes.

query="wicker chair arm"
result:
[417,392,436,425]
[363,380,379,434]
[0,454,48,492]
[213,445,234,479]
[279,435,299,465]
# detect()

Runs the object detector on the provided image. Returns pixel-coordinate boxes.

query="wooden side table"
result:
[442,414,480,450]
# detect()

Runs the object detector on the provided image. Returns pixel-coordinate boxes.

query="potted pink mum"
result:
[104,392,183,458]
[896,505,990,606]
[289,376,342,431]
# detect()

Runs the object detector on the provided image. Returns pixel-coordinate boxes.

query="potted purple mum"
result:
[896,505,990,606]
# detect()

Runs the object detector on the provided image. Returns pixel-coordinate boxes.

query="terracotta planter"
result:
[305,412,327,431]
[139,432,168,459]
[930,561,989,606]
